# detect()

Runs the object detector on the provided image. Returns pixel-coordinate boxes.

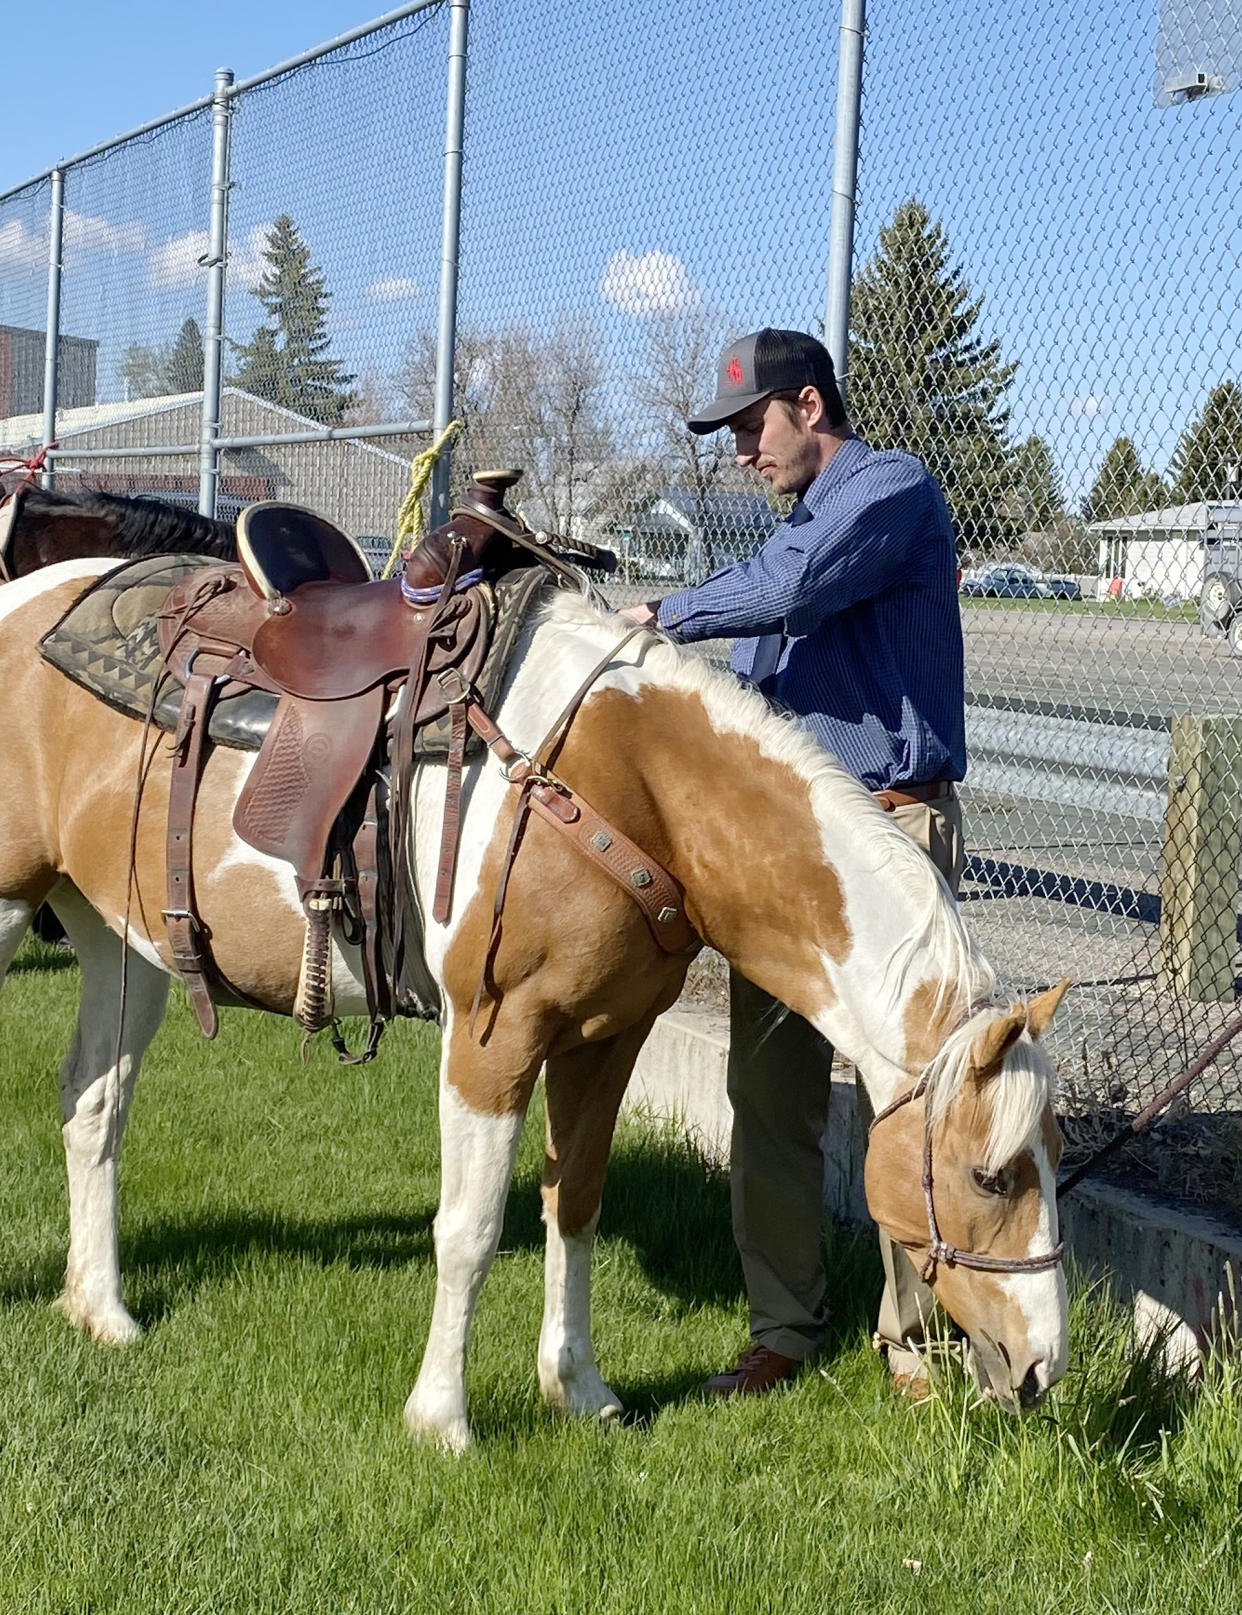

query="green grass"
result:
[2,938,1241,1613]
[960,595,1200,621]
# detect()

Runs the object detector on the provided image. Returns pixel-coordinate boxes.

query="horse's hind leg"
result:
[537,1016,658,1422]
[404,1015,541,1454]
[50,887,169,1344]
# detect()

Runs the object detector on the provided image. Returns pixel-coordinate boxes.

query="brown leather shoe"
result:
[703,1344,800,1397]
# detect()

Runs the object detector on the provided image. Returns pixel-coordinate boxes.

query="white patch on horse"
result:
[996,1135,1068,1397]
[538,1205,624,1421]
[0,557,110,623]
[404,1049,527,1453]
[47,883,169,1343]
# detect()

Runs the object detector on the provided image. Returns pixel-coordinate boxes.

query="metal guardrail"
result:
[966,705,1169,825]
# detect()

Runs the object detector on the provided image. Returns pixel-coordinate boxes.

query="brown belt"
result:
[873,779,955,812]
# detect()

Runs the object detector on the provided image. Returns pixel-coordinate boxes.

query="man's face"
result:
[728,391,823,496]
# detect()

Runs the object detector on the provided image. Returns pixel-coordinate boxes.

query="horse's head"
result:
[865,979,1070,1411]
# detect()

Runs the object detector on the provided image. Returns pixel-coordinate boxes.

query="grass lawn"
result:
[2,937,1240,1613]
[959,595,1200,622]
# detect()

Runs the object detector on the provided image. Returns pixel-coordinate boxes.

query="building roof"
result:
[0,387,409,466]
[630,488,779,538]
[1086,501,1242,535]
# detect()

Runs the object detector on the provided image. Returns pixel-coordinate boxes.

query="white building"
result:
[1088,502,1242,601]
[0,388,416,545]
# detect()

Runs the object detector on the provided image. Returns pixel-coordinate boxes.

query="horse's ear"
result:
[1024,976,1072,1040]
[969,1007,1026,1074]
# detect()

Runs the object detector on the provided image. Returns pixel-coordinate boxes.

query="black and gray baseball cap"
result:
[687,327,843,434]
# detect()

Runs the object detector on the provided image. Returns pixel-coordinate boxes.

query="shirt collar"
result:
[799,434,871,515]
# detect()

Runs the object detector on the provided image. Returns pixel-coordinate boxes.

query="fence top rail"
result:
[0,0,447,206]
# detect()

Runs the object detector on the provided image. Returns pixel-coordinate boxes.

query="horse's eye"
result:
[972,1167,1010,1196]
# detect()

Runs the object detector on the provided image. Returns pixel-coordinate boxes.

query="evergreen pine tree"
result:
[231,215,356,425]
[1169,382,1242,502]
[1080,437,1169,525]
[847,199,1018,553]
[1010,434,1064,532]
[166,317,204,394]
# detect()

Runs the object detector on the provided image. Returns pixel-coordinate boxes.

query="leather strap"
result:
[164,664,221,1038]
[433,689,469,923]
[874,779,954,812]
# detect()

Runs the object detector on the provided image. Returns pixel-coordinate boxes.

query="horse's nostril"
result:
[1018,1364,1043,1409]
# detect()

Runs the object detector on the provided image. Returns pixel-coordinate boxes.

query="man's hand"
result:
[619,600,661,627]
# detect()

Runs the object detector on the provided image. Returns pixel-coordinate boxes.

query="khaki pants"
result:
[726,788,964,1362]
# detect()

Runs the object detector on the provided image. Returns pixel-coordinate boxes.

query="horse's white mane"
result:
[538,593,997,1021]
[924,1006,1056,1172]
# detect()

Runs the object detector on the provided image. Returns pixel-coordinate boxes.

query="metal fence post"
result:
[39,168,65,489]
[430,0,470,524]
[824,0,866,401]
[199,68,235,518]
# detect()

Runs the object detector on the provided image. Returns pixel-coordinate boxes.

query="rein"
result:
[869,1038,1065,1284]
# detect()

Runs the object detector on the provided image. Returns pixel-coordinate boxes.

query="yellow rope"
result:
[380,418,464,578]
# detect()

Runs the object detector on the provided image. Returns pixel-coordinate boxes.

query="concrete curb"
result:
[627,1002,1242,1364]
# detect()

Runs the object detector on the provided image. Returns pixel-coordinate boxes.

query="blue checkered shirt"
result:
[656,436,966,791]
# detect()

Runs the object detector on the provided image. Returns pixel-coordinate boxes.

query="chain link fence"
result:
[2,0,1241,1211]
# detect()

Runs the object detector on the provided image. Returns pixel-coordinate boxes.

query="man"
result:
[619,327,966,1397]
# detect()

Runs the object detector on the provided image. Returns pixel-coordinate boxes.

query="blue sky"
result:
[0,4,398,192]
[2,0,1239,505]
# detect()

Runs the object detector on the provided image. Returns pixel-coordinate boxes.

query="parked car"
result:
[1041,571,1082,600]
[959,563,1049,599]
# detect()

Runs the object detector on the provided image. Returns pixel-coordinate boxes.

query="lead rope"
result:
[379,419,464,580]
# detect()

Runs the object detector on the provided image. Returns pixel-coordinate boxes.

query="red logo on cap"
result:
[726,355,743,386]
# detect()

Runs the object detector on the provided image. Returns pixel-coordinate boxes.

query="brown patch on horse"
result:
[555,685,850,1001]
[441,788,688,1116]
[901,978,963,1074]
[440,678,852,1116]
[0,575,309,1010]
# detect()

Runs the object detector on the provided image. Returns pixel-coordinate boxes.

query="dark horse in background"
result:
[0,483,236,580]
[1,483,237,942]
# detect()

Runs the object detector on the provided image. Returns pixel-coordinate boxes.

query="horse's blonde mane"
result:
[924,1006,1056,1172]
[539,594,996,1020]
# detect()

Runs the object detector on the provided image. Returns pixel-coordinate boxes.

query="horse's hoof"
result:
[403,1394,471,1455]
[54,1291,142,1345]
[540,1365,625,1423]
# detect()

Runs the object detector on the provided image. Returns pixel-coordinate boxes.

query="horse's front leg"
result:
[404,1016,540,1454]
[52,888,169,1343]
[538,1015,659,1422]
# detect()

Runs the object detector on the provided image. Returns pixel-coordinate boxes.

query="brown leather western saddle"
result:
[152,468,694,1062]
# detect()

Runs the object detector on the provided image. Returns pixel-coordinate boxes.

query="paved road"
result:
[963,603,1242,721]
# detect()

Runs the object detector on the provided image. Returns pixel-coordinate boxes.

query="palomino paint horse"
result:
[0,559,1070,1451]
[0,483,235,579]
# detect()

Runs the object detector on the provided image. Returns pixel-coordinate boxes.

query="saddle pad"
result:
[39,553,559,758]
[39,554,278,750]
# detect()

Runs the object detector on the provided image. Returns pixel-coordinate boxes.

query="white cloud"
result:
[146,223,271,290]
[146,228,209,288]
[1068,394,1109,419]
[63,208,146,257]
[367,275,421,303]
[0,210,148,272]
[0,218,45,270]
[600,249,701,317]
